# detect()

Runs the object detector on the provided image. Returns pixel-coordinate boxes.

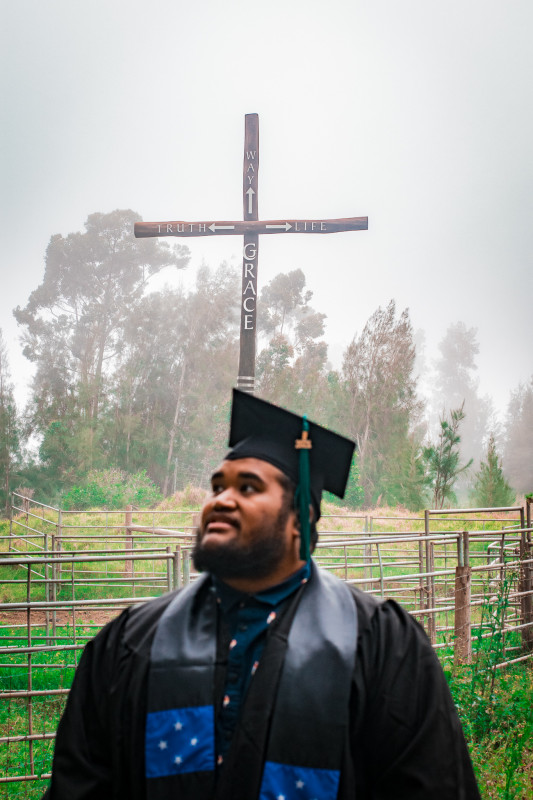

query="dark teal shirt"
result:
[212,562,311,765]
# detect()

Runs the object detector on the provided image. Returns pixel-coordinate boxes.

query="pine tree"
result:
[471,434,515,508]
[424,404,473,509]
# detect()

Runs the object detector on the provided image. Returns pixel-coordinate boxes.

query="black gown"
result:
[43,575,481,800]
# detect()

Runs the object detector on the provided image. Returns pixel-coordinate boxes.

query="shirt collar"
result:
[213,561,311,613]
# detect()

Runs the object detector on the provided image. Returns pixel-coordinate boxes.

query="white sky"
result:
[1,0,532,419]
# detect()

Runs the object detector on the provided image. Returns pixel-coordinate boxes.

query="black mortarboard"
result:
[226,390,355,559]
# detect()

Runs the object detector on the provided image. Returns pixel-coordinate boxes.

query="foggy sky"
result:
[2,0,532,419]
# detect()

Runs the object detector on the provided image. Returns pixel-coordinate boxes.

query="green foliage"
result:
[471,434,515,508]
[377,433,429,510]
[424,404,473,508]
[324,454,364,509]
[446,575,533,798]
[0,331,22,514]
[62,469,162,510]
[341,300,422,508]
[258,268,312,337]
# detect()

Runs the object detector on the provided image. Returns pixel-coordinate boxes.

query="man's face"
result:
[192,457,301,587]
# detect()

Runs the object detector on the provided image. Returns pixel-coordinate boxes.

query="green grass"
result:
[0,624,85,799]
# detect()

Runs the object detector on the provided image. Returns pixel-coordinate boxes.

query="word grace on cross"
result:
[134,113,368,394]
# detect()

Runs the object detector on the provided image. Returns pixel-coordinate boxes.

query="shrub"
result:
[62,469,162,510]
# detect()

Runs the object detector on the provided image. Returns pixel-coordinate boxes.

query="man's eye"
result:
[240,483,258,494]
[212,484,225,495]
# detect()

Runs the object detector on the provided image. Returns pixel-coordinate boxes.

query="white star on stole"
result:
[158,741,167,750]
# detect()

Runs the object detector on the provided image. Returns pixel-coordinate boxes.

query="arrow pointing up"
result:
[246,187,255,215]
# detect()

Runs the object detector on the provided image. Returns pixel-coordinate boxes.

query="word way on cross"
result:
[135,113,368,394]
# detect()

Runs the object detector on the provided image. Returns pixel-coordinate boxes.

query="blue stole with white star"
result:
[145,573,217,798]
[145,565,357,800]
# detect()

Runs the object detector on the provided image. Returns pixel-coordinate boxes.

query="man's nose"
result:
[213,488,238,508]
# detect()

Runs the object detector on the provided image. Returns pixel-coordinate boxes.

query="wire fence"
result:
[0,493,532,795]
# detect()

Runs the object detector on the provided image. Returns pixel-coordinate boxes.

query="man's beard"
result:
[192,505,291,581]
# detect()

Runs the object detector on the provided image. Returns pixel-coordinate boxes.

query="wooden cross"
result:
[134,114,368,393]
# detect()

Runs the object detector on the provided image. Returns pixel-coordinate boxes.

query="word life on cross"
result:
[135,114,368,394]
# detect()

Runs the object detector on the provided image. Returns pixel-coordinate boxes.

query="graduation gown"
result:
[43,567,481,800]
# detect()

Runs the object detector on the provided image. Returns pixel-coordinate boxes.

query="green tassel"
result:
[296,415,311,562]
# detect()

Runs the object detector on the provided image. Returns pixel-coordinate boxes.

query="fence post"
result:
[428,541,437,645]
[8,493,13,552]
[364,515,372,591]
[192,512,201,534]
[51,533,57,642]
[166,546,172,591]
[173,546,182,590]
[519,503,533,652]
[183,549,191,586]
[454,531,472,665]
[125,505,133,576]
[26,559,35,775]
[419,510,429,626]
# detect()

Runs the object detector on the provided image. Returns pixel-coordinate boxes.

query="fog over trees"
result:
[2,211,530,511]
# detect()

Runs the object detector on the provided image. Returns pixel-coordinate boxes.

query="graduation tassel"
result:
[295,415,312,562]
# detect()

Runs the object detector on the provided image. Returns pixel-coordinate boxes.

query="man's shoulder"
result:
[90,589,182,659]
[122,589,183,650]
[312,564,424,643]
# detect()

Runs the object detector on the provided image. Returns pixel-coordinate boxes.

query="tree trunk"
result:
[163,359,187,496]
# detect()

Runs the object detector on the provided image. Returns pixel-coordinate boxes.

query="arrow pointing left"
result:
[208,224,236,233]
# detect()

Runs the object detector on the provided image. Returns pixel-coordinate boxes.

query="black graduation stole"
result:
[145,564,357,800]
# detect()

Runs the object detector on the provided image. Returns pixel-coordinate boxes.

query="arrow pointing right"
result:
[265,222,292,232]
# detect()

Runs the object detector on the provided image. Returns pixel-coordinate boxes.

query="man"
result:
[45,390,480,799]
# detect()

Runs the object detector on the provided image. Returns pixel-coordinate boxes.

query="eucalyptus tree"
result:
[108,264,240,493]
[341,300,424,508]
[0,332,21,512]
[256,270,332,421]
[14,209,189,481]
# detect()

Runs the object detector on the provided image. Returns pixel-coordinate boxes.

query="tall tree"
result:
[424,404,473,509]
[471,433,515,508]
[256,270,332,421]
[258,269,312,339]
[107,264,240,493]
[14,210,189,483]
[433,323,492,475]
[503,377,533,495]
[341,300,423,508]
[0,332,21,513]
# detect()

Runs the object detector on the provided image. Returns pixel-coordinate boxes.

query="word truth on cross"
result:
[134,113,368,394]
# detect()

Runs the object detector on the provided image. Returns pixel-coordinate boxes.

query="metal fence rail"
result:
[0,495,531,794]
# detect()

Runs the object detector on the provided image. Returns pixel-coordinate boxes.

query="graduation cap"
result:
[226,389,355,561]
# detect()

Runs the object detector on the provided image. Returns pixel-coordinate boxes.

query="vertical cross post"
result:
[239,114,259,392]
